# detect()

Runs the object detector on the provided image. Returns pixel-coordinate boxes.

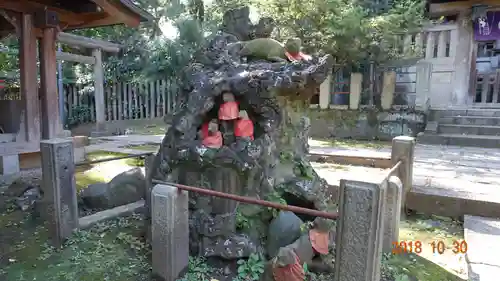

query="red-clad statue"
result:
[218,91,239,144]
[202,120,222,148]
[234,110,254,140]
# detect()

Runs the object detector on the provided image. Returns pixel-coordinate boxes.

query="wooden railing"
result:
[473,70,500,105]
[64,79,179,124]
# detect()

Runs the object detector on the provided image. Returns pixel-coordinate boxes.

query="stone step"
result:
[439,124,500,136]
[464,216,500,281]
[418,133,500,148]
[432,108,500,118]
[440,116,500,126]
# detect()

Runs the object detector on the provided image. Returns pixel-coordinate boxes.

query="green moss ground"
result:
[123,144,160,151]
[74,151,145,192]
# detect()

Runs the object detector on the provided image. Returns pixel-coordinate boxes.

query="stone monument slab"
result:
[151,184,189,281]
[334,179,386,281]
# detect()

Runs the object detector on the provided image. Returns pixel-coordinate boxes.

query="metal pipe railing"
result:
[384,160,402,180]
[151,179,339,220]
[75,152,153,167]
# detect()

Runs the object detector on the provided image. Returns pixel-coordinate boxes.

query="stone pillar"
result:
[334,179,386,281]
[390,136,415,218]
[0,155,20,175]
[39,27,63,139]
[415,62,432,111]
[451,13,473,106]
[349,73,362,110]
[93,48,106,132]
[40,138,78,247]
[19,13,40,142]
[210,167,240,215]
[383,176,403,252]
[381,71,396,110]
[151,184,189,281]
[319,73,331,109]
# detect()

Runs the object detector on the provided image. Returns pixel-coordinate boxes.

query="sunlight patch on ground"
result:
[309,138,391,149]
[74,151,145,191]
[398,214,467,279]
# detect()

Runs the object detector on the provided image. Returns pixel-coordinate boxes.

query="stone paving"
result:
[309,142,500,206]
[464,215,500,281]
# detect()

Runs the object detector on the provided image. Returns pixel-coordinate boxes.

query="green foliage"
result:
[236,209,253,231]
[235,253,266,281]
[258,0,426,65]
[264,191,287,218]
[0,36,19,82]
[177,257,214,281]
[66,105,92,128]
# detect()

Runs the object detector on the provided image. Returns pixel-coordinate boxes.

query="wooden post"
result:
[39,27,62,139]
[19,13,40,142]
[93,48,106,130]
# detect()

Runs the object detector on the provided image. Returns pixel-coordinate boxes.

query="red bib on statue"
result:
[272,253,305,281]
[218,102,239,120]
[202,132,222,148]
[234,119,254,139]
[285,51,311,62]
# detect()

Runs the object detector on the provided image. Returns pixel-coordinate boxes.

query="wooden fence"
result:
[64,79,179,125]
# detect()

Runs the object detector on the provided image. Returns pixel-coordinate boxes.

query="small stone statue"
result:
[218,91,239,144]
[261,217,332,281]
[202,120,223,148]
[200,119,217,140]
[234,110,254,141]
[283,38,312,62]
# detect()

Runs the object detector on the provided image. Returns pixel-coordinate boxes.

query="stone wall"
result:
[309,109,426,140]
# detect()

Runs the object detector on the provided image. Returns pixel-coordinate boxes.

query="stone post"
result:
[381,71,396,110]
[390,136,415,218]
[349,73,362,110]
[152,184,189,281]
[383,176,403,252]
[415,62,432,111]
[334,179,386,281]
[40,138,79,247]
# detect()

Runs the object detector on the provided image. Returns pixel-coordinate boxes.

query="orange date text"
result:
[392,240,468,255]
[392,240,423,254]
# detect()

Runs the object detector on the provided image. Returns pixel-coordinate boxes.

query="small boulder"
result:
[15,187,41,211]
[80,182,109,209]
[81,168,145,209]
[3,179,33,197]
[267,211,304,258]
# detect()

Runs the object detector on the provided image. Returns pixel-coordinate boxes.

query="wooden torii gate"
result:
[0,0,151,149]
[56,32,121,133]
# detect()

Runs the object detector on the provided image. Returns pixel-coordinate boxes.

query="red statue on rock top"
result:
[202,120,222,148]
[218,91,239,121]
[234,110,254,140]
